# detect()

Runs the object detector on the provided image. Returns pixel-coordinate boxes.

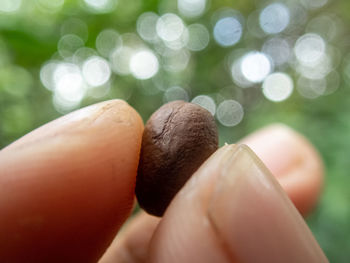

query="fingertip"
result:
[148,144,327,263]
[0,100,144,262]
[207,145,328,263]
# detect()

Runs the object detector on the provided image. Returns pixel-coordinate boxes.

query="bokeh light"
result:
[230,55,254,88]
[0,0,22,13]
[187,23,210,51]
[262,72,293,102]
[83,0,117,13]
[300,0,328,10]
[156,13,188,50]
[73,47,97,65]
[213,16,242,47]
[156,13,185,42]
[58,34,85,58]
[137,12,159,43]
[288,3,308,29]
[40,61,59,91]
[40,61,88,112]
[241,51,272,83]
[259,3,290,34]
[216,100,244,127]
[191,95,216,115]
[294,33,326,66]
[130,50,159,80]
[297,76,326,99]
[61,18,88,42]
[247,10,266,38]
[36,0,65,13]
[88,83,111,99]
[177,0,206,18]
[325,70,340,95]
[53,63,85,111]
[82,56,111,87]
[96,29,121,57]
[162,49,190,72]
[262,37,291,66]
[306,15,339,42]
[163,86,189,102]
[55,72,85,104]
[295,53,332,80]
[109,46,134,75]
[53,63,80,87]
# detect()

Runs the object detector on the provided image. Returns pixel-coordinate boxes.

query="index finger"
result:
[0,100,143,263]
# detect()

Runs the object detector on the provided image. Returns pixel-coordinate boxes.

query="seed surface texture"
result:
[136,100,218,216]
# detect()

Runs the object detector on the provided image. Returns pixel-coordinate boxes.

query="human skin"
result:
[0,100,144,262]
[0,100,327,262]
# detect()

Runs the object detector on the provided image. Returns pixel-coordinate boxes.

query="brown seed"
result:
[136,100,219,216]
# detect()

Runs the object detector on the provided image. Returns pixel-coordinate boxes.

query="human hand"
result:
[0,100,328,262]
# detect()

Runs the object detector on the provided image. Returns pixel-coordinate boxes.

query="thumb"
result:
[148,145,328,263]
[0,100,143,263]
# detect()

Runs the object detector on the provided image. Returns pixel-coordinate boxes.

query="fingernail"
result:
[192,144,239,180]
[201,144,239,173]
[207,145,328,263]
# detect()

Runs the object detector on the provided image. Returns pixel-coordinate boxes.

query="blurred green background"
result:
[0,0,349,261]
